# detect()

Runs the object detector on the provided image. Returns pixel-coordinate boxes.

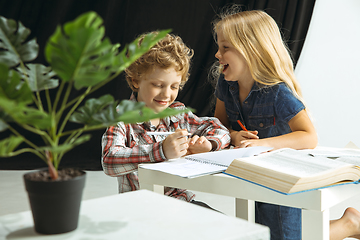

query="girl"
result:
[212,8,314,239]
[212,7,360,240]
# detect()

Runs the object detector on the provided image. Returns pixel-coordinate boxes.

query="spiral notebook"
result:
[139,146,271,178]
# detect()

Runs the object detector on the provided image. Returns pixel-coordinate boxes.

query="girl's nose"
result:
[215,49,221,59]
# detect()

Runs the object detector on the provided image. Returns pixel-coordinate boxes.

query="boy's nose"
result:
[161,87,171,98]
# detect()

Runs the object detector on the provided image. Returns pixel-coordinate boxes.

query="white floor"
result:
[1,170,359,239]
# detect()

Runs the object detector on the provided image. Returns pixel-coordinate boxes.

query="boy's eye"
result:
[171,86,179,90]
[152,83,162,87]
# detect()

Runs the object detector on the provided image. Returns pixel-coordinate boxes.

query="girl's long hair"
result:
[213,8,304,103]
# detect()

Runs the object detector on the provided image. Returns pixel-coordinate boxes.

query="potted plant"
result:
[0,12,189,234]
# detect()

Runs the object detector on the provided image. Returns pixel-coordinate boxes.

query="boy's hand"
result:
[186,135,212,155]
[231,130,259,147]
[162,129,189,159]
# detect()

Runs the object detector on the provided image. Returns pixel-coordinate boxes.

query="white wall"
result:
[295,0,360,148]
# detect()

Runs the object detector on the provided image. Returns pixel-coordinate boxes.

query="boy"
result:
[101,33,230,202]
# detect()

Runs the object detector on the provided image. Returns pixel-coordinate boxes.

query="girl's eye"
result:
[171,86,179,90]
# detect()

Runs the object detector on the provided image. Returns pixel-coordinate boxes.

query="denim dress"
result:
[215,75,305,240]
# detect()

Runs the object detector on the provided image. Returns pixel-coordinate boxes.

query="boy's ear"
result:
[132,79,139,89]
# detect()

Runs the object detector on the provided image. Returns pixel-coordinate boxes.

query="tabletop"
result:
[0,190,269,240]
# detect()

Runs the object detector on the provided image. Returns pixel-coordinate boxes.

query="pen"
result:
[146,132,192,136]
[237,120,248,131]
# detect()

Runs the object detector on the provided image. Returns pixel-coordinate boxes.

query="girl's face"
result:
[133,66,181,113]
[215,30,251,82]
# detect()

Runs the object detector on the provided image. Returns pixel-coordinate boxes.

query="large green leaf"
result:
[0,16,38,67]
[0,135,23,157]
[69,94,115,125]
[0,98,51,129]
[45,11,171,91]
[117,107,192,124]
[70,98,146,127]
[91,100,147,126]
[45,11,117,89]
[115,30,170,73]
[0,63,32,103]
[72,97,192,127]
[85,98,192,126]
[17,64,58,92]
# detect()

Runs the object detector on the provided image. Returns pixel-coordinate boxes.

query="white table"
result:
[0,190,269,240]
[138,167,360,240]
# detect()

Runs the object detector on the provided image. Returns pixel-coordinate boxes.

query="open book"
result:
[139,146,271,178]
[224,148,360,194]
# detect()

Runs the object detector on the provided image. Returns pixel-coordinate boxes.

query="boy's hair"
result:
[212,7,303,102]
[125,33,194,91]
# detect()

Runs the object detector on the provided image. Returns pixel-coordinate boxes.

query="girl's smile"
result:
[215,30,252,83]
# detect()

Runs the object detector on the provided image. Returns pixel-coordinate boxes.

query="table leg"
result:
[139,182,155,191]
[139,181,164,195]
[302,208,329,240]
[235,198,255,223]
[153,185,164,194]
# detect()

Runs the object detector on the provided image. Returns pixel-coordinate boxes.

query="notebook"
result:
[139,146,272,178]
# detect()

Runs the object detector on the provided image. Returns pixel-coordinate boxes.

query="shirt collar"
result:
[224,77,263,93]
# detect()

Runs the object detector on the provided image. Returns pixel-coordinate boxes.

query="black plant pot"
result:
[23,168,86,234]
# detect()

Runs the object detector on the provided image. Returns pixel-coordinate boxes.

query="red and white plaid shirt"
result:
[101,96,230,202]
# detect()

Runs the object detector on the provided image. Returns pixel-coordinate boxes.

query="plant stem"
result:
[60,124,106,137]
[58,87,91,136]
[6,148,46,162]
[53,81,66,119]
[35,91,44,111]
[57,130,84,162]
[64,73,118,109]
[45,88,52,113]
[20,124,53,144]
[7,125,40,150]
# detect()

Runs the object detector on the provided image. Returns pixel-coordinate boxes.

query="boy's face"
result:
[133,67,181,113]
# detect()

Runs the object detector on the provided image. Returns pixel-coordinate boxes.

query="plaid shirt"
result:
[101,96,230,202]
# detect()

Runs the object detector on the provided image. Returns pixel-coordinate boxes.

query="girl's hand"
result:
[238,139,266,148]
[186,135,212,155]
[162,129,189,159]
[231,130,259,147]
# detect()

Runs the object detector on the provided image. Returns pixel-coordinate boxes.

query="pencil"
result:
[237,120,248,131]
[146,132,192,136]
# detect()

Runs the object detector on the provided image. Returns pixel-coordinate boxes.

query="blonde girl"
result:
[212,8,317,239]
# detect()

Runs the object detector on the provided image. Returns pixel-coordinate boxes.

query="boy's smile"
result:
[133,66,181,113]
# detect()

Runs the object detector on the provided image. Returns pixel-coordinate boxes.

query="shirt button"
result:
[259,123,264,127]
[244,101,248,104]
[230,86,235,91]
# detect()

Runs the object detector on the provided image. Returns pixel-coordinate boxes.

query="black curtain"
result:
[0,0,315,170]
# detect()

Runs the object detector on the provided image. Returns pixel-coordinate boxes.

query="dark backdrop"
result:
[0,0,315,170]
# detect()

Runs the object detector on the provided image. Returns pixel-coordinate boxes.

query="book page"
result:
[300,147,360,158]
[334,156,360,166]
[237,149,353,178]
[300,147,360,166]
[185,146,272,167]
